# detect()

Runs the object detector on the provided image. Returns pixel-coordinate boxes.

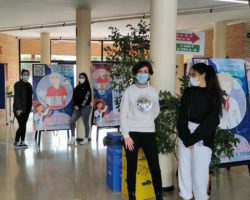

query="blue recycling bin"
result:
[106,132,122,192]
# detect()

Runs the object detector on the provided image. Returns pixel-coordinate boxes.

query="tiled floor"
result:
[0,111,249,200]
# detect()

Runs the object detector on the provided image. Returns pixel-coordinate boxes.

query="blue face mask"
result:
[136,73,149,84]
[22,75,29,81]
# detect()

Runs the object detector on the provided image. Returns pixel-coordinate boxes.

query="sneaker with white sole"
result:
[68,137,76,145]
[80,138,88,145]
[13,142,22,149]
[20,142,28,149]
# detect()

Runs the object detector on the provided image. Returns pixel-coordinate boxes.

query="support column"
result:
[76,8,91,139]
[176,54,184,95]
[213,21,227,58]
[150,0,177,189]
[40,32,51,64]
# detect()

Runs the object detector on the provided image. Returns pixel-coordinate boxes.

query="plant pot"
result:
[158,152,174,190]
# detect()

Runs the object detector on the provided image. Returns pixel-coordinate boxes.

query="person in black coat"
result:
[68,72,92,145]
[13,69,33,149]
[177,63,224,200]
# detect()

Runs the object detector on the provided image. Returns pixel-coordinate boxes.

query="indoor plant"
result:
[104,20,150,109]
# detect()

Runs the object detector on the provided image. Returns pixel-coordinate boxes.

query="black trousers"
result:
[15,112,30,142]
[124,132,162,195]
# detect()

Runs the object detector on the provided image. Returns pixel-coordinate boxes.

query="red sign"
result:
[176,32,200,43]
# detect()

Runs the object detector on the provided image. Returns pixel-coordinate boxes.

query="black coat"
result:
[73,83,92,108]
[13,80,33,113]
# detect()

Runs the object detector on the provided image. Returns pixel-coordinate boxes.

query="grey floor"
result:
[0,111,249,200]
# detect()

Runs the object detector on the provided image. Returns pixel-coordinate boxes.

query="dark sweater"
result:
[177,86,220,150]
[13,80,33,113]
[73,83,92,108]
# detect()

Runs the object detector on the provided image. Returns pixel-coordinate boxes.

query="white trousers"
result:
[178,122,212,200]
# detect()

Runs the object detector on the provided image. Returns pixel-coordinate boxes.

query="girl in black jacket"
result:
[68,73,92,145]
[177,63,224,200]
[13,69,33,149]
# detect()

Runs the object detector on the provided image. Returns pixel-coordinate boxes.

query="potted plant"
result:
[104,20,150,109]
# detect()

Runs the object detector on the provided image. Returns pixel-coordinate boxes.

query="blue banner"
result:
[32,64,74,130]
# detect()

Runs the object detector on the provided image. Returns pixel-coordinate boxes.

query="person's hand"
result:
[74,106,79,110]
[124,137,134,151]
[16,110,22,116]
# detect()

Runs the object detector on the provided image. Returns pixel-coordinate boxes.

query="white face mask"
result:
[79,78,85,84]
[22,75,30,81]
[190,76,200,86]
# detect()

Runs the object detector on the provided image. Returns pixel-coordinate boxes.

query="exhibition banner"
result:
[32,64,74,131]
[92,63,119,127]
[245,58,250,98]
[192,58,250,164]
[0,63,5,109]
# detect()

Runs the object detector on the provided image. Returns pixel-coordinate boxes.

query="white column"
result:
[150,0,177,189]
[213,21,227,58]
[40,32,51,64]
[76,9,91,139]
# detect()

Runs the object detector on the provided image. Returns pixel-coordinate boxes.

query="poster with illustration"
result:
[92,63,119,127]
[245,58,250,100]
[192,58,250,164]
[32,64,74,130]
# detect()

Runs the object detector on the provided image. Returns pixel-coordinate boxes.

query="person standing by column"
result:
[13,69,33,149]
[68,72,92,145]
[177,63,224,200]
[120,61,163,200]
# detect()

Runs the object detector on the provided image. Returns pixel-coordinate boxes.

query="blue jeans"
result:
[69,105,92,138]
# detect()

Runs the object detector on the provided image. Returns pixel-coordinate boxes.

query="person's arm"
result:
[14,82,22,112]
[102,105,108,113]
[177,88,191,141]
[184,106,220,147]
[120,89,130,139]
[72,87,79,107]
[81,89,91,108]
[153,89,160,119]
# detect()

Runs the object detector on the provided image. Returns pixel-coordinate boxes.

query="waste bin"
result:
[105,132,123,192]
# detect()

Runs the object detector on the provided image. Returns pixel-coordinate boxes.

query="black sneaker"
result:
[20,142,28,149]
[13,142,22,149]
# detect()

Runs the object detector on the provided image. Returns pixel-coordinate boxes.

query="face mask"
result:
[22,75,29,81]
[190,76,200,86]
[79,78,85,84]
[136,73,149,84]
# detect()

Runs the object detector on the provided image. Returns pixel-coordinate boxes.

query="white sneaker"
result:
[68,137,76,145]
[80,138,88,145]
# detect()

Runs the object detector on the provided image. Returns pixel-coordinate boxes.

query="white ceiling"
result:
[0,0,249,39]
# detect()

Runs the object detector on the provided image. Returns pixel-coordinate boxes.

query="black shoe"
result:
[156,192,163,200]
[20,142,28,149]
[13,142,22,149]
[128,192,136,200]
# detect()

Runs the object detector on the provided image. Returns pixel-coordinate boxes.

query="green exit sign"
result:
[247,32,250,38]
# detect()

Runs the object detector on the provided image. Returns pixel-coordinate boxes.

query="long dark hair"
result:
[191,63,224,116]
[79,72,91,90]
